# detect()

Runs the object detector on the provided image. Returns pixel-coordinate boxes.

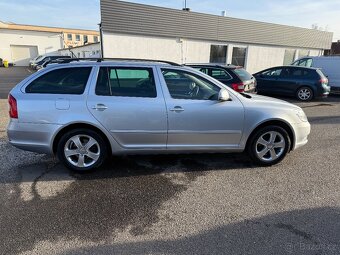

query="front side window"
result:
[297,58,313,67]
[95,67,156,98]
[26,67,92,94]
[162,69,221,100]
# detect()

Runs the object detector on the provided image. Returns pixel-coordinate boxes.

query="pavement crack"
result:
[274,223,316,243]
[31,164,56,200]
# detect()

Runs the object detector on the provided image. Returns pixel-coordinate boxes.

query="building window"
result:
[210,45,227,63]
[83,35,88,43]
[93,36,99,43]
[283,49,296,65]
[67,34,72,40]
[231,47,247,67]
[75,35,80,41]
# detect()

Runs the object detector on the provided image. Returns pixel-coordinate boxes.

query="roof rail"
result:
[56,58,181,66]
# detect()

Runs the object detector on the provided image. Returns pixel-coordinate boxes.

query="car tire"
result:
[247,125,291,166]
[57,128,107,172]
[296,86,314,101]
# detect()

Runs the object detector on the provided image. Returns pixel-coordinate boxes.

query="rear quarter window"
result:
[25,67,92,94]
[233,68,253,81]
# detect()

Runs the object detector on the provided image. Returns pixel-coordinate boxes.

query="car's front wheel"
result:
[57,129,107,172]
[247,125,291,166]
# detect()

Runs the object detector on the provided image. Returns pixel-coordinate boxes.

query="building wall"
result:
[62,33,100,48]
[103,32,324,73]
[101,0,333,50]
[0,29,62,65]
[59,43,101,58]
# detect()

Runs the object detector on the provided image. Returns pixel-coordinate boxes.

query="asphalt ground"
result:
[0,67,33,99]
[1,67,340,254]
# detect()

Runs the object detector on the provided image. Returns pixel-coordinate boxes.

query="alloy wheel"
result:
[64,134,101,168]
[255,131,285,162]
[297,88,312,101]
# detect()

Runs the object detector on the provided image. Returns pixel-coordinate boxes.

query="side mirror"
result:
[218,89,230,101]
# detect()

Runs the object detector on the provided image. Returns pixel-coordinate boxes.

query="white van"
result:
[292,56,340,93]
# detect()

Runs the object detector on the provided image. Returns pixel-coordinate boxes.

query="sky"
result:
[0,0,339,41]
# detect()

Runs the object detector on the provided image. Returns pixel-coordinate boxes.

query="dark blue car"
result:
[254,66,330,101]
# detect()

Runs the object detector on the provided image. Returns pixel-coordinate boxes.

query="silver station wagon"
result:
[7,59,311,171]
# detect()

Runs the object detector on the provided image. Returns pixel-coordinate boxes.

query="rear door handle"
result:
[170,106,184,113]
[92,104,108,111]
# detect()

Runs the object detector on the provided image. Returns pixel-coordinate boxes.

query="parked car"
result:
[291,56,340,94]
[7,59,310,171]
[29,55,43,67]
[254,66,330,101]
[31,55,70,70]
[186,64,256,93]
[36,58,72,71]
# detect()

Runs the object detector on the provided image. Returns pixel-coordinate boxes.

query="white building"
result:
[100,1,333,74]
[59,42,101,58]
[0,21,62,66]
[0,21,100,66]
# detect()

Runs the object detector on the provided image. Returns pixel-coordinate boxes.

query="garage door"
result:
[10,45,38,66]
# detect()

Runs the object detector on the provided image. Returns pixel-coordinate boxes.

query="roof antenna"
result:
[183,0,190,11]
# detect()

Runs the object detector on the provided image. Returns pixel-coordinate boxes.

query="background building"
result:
[59,42,101,58]
[100,0,333,73]
[0,21,99,66]
[325,41,340,56]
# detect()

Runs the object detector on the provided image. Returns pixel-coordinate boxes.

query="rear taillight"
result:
[319,78,328,84]
[232,82,245,92]
[8,94,18,119]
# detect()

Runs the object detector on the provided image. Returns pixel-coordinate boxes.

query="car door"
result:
[255,67,283,95]
[87,65,167,149]
[158,67,244,150]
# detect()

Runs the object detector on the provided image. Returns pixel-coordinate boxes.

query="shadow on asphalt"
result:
[58,207,340,255]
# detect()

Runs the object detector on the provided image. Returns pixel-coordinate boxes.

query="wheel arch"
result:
[52,123,112,155]
[246,119,295,151]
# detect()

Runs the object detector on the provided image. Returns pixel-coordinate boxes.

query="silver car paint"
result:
[7,61,311,155]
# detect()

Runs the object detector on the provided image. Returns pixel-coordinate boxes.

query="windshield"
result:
[34,55,44,62]
[233,68,253,81]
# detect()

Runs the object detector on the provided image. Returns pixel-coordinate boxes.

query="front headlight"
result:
[296,109,308,122]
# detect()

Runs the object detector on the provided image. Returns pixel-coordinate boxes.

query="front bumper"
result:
[291,121,311,150]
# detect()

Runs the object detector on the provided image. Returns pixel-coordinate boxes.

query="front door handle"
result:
[92,104,108,111]
[170,106,184,113]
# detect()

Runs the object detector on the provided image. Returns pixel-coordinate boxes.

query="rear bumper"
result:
[291,121,311,150]
[7,120,62,154]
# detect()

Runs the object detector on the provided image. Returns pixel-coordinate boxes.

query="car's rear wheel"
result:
[57,129,107,172]
[247,125,291,166]
[296,87,313,101]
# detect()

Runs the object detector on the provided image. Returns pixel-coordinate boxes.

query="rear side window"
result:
[26,67,92,94]
[95,67,156,98]
[233,68,252,81]
[210,68,232,80]
[287,68,319,79]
